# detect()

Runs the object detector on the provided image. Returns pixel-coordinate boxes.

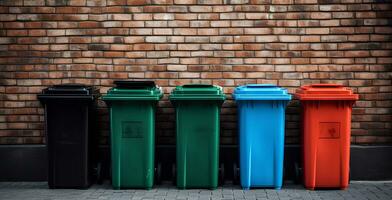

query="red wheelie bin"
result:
[295,84,358,190]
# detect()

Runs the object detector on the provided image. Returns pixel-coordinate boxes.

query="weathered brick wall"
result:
[0,0,391,145]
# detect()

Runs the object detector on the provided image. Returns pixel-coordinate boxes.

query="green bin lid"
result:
[102,81,163,101]
[169,84,226,101]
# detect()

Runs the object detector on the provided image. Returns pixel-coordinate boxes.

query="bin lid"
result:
[169,84,226,101]
[295,84,359,100]
[42,84,94,95]
[102,81,163,101]
[37,84,98,102]
[233,84,291,101]
[113,80,156,89]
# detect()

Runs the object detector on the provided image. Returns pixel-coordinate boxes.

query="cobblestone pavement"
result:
[0,181,391,200]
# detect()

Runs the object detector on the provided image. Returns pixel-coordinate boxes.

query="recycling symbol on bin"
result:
[328,128,336,137]
[122,121,143,138]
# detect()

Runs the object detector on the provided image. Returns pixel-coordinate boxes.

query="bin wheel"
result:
[155,163,162,184]
[109,165,112,184]
[96,162,103,184]
[233,163,239,185]
[294,162,302,184]
[219,163,225,185]
[171,163,176,185]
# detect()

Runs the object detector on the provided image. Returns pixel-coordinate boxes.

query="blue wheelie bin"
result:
[233,84,291,189]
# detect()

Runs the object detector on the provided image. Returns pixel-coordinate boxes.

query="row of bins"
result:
[37,81,358,190]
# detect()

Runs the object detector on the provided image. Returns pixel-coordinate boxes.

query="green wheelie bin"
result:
[169,84,226,189]
[102,81,163,189]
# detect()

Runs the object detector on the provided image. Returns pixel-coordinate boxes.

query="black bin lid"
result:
[42,84,93,95]
[113,81,156,89]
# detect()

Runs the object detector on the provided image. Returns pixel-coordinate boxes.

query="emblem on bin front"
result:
[319,122,340,139]
[195,126,214,134]
[122,121,143,138]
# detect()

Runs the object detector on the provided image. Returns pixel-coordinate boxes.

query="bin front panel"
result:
[302,101,352,189]
[46,101,90,188]
[110,101,155,189]
[176,101,220,189]
[238,101,286,189]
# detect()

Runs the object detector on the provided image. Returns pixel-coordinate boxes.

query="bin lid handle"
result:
[182,84,213,88]
[113,81,156,89]
[246,84,276,88]
[310,84,343,88]
[51,83,86,88]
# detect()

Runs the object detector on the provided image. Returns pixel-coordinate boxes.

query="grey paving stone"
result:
[0,181,391,200]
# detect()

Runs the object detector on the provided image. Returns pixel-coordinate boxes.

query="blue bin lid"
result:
[233,84,292,101]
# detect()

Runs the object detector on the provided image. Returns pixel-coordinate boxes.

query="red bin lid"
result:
[295,84,358,100]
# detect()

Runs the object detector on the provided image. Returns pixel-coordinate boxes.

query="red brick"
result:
[0,14,16,21]
[180,58,198,64]
[4,22,24,29]
[278,80,300,86]
[375,27,392,34]
[278,35,300,42]
[174,28,197,35]
[69,0,87,6]
[321,35,347,42]
[201,72,222,78]
[246,72,266,78]
[210,21,230,27]
[29,30,46,36]
[189,6,212,12]
[244,28,271,35]
[330,27,355,34]
[133,14,152,20]
[333,12,353,19]
[7,30,28,36]
[244,58,266,64]
[245,13,268,19]
[174,0,196,4]
[144,6,167,12]
[198,28,219,35]
[50,44,68,51]
[175,13,197,20]
[152,0,173,4]
[301,35,320,42]
[320,20,340,26]
[306,28,329,35]
[344,51,370,57]
[220,28,243,35]
[310,12,331,19]
[200,58,221,64]
[320,5,347,11]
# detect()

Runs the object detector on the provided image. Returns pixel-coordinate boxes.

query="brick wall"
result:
[0,0,391,145]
